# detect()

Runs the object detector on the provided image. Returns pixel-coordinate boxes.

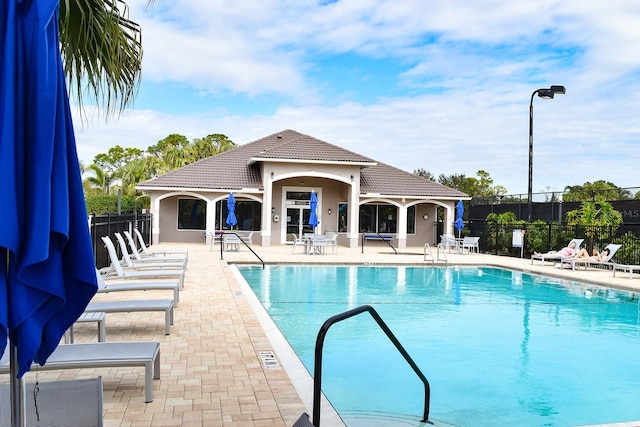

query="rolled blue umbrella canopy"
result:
[226,193,237,228]
[0,0,97,377]
[309,191,319,229]
[454,200,465,235]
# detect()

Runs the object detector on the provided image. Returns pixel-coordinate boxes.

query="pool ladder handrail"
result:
[423,243,448,266]
[312,304,432,426]
[219,231,265,269]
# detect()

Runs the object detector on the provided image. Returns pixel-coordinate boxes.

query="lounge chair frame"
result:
[559,243,622,271]
[85,299,175,335]
[530,238,584,265]
[0,341,161,403]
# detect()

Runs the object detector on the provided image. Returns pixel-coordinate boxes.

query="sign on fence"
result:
[512,229,525,258]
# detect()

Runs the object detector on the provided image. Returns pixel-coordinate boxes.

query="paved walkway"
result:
[4,241,640,426]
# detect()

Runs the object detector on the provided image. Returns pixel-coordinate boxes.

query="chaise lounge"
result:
[0,341,161,402]
[530,238,584,265]
[559,243,622,271]
[85,299,175,335]
[100,236,185,288]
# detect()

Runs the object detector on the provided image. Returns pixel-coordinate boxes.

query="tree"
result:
[566,200,623,247]
[413,168,435,181]
[84,163,112,194]
[563,181,632,202]
[185,133,236,163]
[93,145,143,174]
[60,0,145,117]
[146,134,190,174]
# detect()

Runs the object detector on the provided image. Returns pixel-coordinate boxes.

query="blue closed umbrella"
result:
[454,200,465,238]
[309,191,319,230]
[0,0,97,385]
[226,193,237,229]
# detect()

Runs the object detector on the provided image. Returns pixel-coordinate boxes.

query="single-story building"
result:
[137,129,469,249]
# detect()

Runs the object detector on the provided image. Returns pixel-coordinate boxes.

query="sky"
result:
[72,0,640,197]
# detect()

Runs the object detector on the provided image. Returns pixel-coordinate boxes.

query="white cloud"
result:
[73,0,640,194]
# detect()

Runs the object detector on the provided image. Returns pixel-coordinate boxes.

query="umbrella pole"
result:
[10,342,26,427]
[6,249,26,427]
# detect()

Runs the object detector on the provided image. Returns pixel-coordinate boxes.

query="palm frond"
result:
[59,0,143,118]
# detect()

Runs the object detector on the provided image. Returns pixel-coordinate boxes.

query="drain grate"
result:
[258,351,280,369]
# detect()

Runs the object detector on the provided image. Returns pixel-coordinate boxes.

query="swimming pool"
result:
[237,265,640,426]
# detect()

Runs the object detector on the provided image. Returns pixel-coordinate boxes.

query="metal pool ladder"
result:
[310,304,432,426]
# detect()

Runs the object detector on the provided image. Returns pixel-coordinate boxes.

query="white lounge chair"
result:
[113,233,186,270]
[613,263,640,279]
[0,341,161,403]
[123,230,188,263]
[95,267,181,305]
[530,238,584,265]
[560,243,622,271]
[132,228,188,260]
[100,237,185,288]
[85,299,175,335]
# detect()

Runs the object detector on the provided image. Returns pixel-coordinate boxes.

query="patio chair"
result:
[560,243,622,271]
[123,230,187,263]
[100,237,185,288]
[530,239,584,265]
[290,233,305,254]
[440,234,457,253]
[223,233,241,251]
[238,231,255,247]
[325,232,338,254]
[461,236,480,254]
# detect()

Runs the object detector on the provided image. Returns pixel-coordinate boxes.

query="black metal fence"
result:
[463,220,640,265]
[90,213,152,269]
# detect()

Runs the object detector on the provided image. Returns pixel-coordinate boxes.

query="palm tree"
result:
[59,0,148,116]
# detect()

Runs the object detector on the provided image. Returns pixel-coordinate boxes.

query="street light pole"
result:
[527,85,566,222]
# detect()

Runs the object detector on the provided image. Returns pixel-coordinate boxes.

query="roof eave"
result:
[248,157,376,167]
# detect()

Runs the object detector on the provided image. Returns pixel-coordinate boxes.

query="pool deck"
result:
[5,241,640,427]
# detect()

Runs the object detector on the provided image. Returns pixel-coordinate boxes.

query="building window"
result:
[338,203,348,232]
[359,204,398,233]
[215,199,261,230]
[178,199,206,230]
[406,205,416,234]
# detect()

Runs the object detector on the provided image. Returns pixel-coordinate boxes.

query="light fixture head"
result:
[423,214,429,220]
[537,89,554,99]
[550,85,566,95]
[328,208,332,215]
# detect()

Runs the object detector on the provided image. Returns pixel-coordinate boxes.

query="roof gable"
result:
[138,129,467,199]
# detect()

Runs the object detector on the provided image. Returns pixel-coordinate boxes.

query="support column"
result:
[261,178,274,247]
[397,206,407,249]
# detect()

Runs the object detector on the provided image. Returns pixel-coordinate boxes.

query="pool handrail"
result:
[361,233,397,254]
[312,304,431,426]
[219,231,264,268]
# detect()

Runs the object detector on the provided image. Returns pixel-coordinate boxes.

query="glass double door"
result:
[286,206,313,242]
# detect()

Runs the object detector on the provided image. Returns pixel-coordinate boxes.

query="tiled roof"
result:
[361,162,466,198]
[138,129,467,198]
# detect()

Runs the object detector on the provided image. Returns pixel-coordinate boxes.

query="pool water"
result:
[238,265,640,427]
